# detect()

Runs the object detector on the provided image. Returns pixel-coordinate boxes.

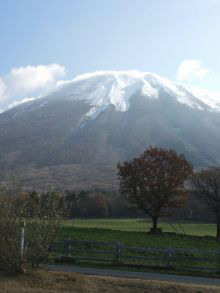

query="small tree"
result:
[190,167,220,240]
[0,188,64,274]
[24,192,64,268]
[117,146,193,233]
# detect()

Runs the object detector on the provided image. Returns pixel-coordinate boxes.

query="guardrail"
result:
[51,239,220,272]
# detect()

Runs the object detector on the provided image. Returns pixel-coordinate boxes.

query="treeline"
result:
[21,189,213,221]
[63,190,213,221]
[58,190,145,219]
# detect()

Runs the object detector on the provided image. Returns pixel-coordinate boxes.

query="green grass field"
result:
[62,218,217,236]
[59,219,220,249]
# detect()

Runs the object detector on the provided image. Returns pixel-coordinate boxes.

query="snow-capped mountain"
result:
[0,70,220,190]
[12,70,220,119]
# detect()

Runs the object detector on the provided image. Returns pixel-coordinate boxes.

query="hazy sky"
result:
[0,0,220,111]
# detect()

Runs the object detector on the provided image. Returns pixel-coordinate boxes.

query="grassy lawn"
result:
[0,269,219,293]
[62,218,217,237]
[60,219,219,250]
[59,227,220,250]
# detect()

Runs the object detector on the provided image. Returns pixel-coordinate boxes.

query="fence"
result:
[51,239,220,272]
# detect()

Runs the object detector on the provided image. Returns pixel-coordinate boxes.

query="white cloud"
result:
[0,78,7,100]
[0,64,66,112]
[5,64,65,95]
[177,59,210,82]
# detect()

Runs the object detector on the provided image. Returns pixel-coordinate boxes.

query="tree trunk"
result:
[217,215,220,241]
[153,217,158,230]
[149,216,162,234]
[149,215,163,234]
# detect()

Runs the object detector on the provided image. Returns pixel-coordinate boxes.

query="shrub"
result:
[0,188,64,274]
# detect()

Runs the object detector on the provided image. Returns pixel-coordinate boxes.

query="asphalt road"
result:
[48,264,220,287]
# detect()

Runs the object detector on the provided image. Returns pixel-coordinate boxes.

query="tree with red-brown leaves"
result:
[117,146,193,233]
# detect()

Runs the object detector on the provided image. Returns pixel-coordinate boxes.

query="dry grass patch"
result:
[0,270,219,293]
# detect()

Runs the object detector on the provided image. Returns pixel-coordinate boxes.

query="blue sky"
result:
[0,0,220,110]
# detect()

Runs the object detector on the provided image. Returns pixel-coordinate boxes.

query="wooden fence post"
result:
[67,239,71,257]
[64,239,71,257]
[165,246,172,268]
[115,241,121,262]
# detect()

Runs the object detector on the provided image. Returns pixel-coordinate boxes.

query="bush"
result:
[0,188,64,274]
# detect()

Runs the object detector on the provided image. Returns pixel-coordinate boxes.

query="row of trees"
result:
[63,190,145,218]
[49,190,211,220]
[117,146,220,239]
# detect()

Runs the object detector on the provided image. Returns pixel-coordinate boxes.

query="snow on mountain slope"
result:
[11,70,220,120]
[53,70,220,120]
